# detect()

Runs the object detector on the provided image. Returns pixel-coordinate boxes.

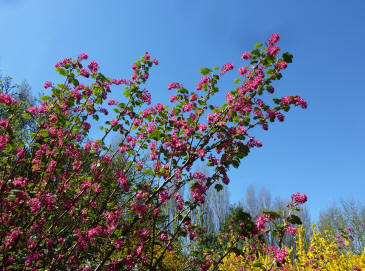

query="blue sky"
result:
[1,0,364,222]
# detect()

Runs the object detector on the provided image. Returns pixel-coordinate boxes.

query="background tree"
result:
[318,199,365,255]
[0,74,36,143]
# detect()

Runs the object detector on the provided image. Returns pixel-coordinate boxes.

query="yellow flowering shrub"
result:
[214,225,364,271]
[290,225,365,271]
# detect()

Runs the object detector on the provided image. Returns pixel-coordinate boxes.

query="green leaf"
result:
[262,210,281,219]
[200,68,212,75]
[124,89,131,97]
[214,184,223,192]
[282,52,293,63]
[234,78,241,84]
[39,129,49,138]
[56,68,67,76]
[40,96,52,101]
[232,158,240,168]
[254,42,263,49]
[266,69,274,75]
[251,48,260,58]
[288,214,302,225]
[22,113,32,119]
[52,88,61,96]
[252,262,263,268]
[144,169,154,175]
[8,195,17,201]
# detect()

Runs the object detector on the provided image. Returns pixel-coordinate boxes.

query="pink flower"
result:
[268,45,279,56]
[111,120,118,127]
[197,149,206,158]
[291,192,307,205]
[276,61,287,70]
[238,67,248,75]
[88,61,99,74]
[285,225,297,235]
[256,214,270,230]
[241,52,252,60]
[347,227,354,233]
[79,68,90,78]
[5,228,20,248]
[159,190,169,203]
[0,120,10,129]
[169,95,178,102]
[107,99,117,105]
[189,93,198,101]
[268,33,280,45]
[44,81,53,89]
[153,58,159,65]
[168,82,183,90]
[144,52,151,61]
[153,208,159,217]
[183,103,193,112]
[78,53,88,61]
[275,247,287,264]
[220,62,234,75]
[198,123,207,132]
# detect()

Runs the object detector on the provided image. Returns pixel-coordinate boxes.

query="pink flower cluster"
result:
[168,82,184,90]
[196,76,211,90]
[291,192,307,205]
[219,62,234,75]
[0,93,18,106]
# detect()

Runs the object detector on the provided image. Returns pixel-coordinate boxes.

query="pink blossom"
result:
[276,61,287,70]
[168,82,183,90]
[5,228,20,247]
[107,99,117,105]
[159,190,169,203]
[88,61,99,74]
[111,119,118,126]
[275,247,287,264]
[238,67,248,75]
[220,62,234,75]
[268,45,279,56]
[79,68,90,77]
[196,76,211,90]
[0,93,18,106]
[153,208,159,217]
[285,225,297,235]
[0,120,10,129]
[78,53,88,61]
[256,214,270,230]
[241,52,252,60]
[55,57,72,68]
[183,103,193,112]
[269,33,280,45]
[44,81,53,89]
[189,93,198,101]
[169,95,178,102]
[291,192,307,205]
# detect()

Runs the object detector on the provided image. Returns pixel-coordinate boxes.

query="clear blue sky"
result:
[1,0,364,222]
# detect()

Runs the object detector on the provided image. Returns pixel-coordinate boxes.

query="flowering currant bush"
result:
[0,34,307,270]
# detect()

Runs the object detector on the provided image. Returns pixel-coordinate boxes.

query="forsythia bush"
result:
[292,226,365,271]
[216,225,365,271]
